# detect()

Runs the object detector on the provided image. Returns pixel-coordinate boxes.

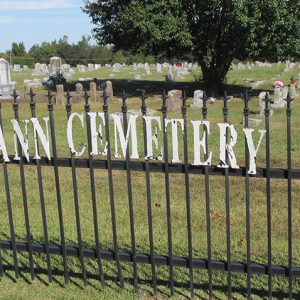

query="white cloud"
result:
[0,0,77,10]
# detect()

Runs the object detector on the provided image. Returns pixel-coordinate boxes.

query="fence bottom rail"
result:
[0,240,299,277]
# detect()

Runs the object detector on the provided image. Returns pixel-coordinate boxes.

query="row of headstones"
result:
[11,64,29,72]
[53,85,202,113]
[258,84,297,116]
[77,62,197,75]
[232,61,273,70]
[232,60,300,73]
[54,81,114,105]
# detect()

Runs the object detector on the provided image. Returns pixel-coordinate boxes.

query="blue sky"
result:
[0,0,95,52]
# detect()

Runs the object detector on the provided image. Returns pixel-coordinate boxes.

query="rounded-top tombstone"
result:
[49,56,62,74]
[0,58,10,85]
[0,58,16,100]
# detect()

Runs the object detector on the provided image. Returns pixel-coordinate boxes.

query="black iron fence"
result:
[0,87,299,299]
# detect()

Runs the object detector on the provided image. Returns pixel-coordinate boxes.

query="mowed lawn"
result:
[0,64,299,299]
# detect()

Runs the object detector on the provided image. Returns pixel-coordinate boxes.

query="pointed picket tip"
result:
[29,88,36,104]
[224,90,228,101]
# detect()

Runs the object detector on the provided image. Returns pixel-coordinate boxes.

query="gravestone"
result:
[70,83,83,103]
[259,92,267,116]
[76,83,83,95]
[23,65,28,71]
[0,58,16,99]
[50,56,61,74]
[167,90,182,112]
[88,63,95,70]
[259,92,273,116]
[13,64,21,72]
[192,90,204,108]
[134,74,141,80]
[176,69,184,79]
[32,63,48,76]
[90,82,97,102]
[63,68,75,79]
[99,81,114,103]
[55,85,65,105]
[144,66,151,75]
[271,87,285,108]
[77,64,86,72]
[156,63,162,73]
[113,63,121,72]
[237,63,244,70]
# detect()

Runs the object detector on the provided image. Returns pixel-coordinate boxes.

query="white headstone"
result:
[49,56,61,74]
[156,63,162,73]
[144,66,151,75]
[272,87,285,108]
[113,63,121,72]
[77,64,86,72]
[88,63,95,70]
[259,92,267,116]
[192,90,204,108]
[13,64,21,72]
[0,58,16,99]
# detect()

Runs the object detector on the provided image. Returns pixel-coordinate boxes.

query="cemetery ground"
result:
[0,64,299,299]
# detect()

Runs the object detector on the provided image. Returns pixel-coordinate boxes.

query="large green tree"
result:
[83,0,300,93]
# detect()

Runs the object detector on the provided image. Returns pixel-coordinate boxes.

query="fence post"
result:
[65,90,87,285]
[83,89,105,287]
[140,89,157,294]
[264,93,272,298]
[29,88,52,282]
[102,87,124,288]
[202,91,213,299]
[222,91,232,299]
[47,89,69,283]
[162,89,174,296]
[286,93,293,299]
[121,90,138,292]
[243,90,251,299]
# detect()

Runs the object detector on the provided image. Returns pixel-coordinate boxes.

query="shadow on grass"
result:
[0,234,296,298]
[61,79,272,98]
[0,253,297,299]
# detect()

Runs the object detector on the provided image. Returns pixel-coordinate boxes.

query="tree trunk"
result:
[201,64,230,97]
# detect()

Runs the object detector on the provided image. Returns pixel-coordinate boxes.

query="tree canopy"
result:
[83,0,300,93]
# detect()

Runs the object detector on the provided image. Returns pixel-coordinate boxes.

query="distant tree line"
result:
[0,35,163,68]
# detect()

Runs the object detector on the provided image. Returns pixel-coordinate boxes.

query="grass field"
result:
[0,64,299,299]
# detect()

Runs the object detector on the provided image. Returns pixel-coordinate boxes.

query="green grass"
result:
[0,64,299,299]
